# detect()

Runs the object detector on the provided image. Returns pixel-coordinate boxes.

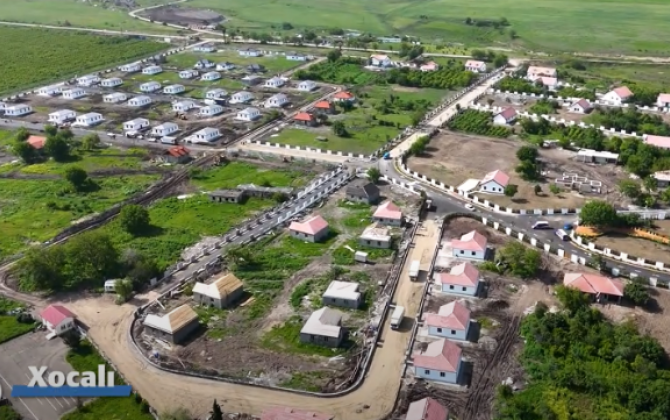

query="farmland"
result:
[0,297,34,344]
[0,27,166,95]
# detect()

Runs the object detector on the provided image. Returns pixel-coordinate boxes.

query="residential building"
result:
[657,93,670,108]
[142,304,200,344]
[424,301,472,340]
[464,60,487,73]
[123,118,150,132]
[654,171,670,188]
[261,407,332,420]
[152,122,179,137]
[479,169,510,193]
[370,54,393,67]
[413,338,463,384]
[179,69,199,79]
[322,281,362,309]
[194,44,215,53]
[40,305,76,338]
[239,48,262,57]
[142,65,163,75]
[209,190,246,204]
[76,74,100,87]
[5,104,33,116]
[235,107,261,121]
[436,262,480,296]
[140,81,161,93]
[100,77,123,88]
[27,135,46,150]
[201,71,222,81]
[163,146,191,164]
[293,112,316,126]
[264,77,285,88]
[120,62,142,73]
[103,92,127,103]
[373,201,403,226]
[493,107,517,125]
[164,84,186,95]
[194,59,215,70]
[563,272,624,303]
[62,88,86,100]
[314,100,335,114]
[333,91,355,102]
[298,80,317,92]
[451,231,488,260]
[247,64,265,73]
[539,77,558,90]
[299,307,344,347]
[346,179,380,204]
[286,52,308,61]
[242,75,262,86]
[206,88,228,100]
[577,149,619,164]
[602,86,634,106]
[266,93,290,108]
[199,104,224,116]
[38,85,62,96]
[405,398,449,420]
[643,134,670,150]
[172,100,196,113]
[48,109,77,124]
[74,112,103,127]
[128,95,153,107]
[420,61,440,72]
[569,99,592,114]
[526,66,557,80]
[191,127,221,142]
[193,273,244,309]
[216,62,235,71]
[0,101,5,111]
[359,224,392,249]
[289,214,329,242]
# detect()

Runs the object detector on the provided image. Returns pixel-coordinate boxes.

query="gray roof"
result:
[300,307,342,338]
[346,179,380,198]
[237,184,294,194]
[210,189,244,198]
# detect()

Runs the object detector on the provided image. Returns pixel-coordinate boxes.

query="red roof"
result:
[289,214,329,236]
[413,339,462,372]
[480,169,510,187]
[373,201,402,220]
[644,135,670,150]
[451,231,488,252]
[563,273,624,297]
[496,107,517,121]
[314,101,332,109]
[166,146,189,157]
[333,91,354,100]
[424,301,471,330]
[261,407,332,420]
[612,86,633,99]
[405,397,449,420]
[27,135,46,150]
[437,262,480,287]
[573,99,591,110]
[465,60,486,69]
[40,305,75,326]
[294,112,314,122]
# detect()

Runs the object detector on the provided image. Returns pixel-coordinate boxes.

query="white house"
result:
[140,81,161,93]
[152,122,179,137]
[286,52,308,61]
[0,102,5,111]
[74,112,104,127]
[100,77,123,88]
[62,88,87,100]
[201,71,221,81]
[436,262,480,297]
[321,281,361,309]
[128,95,152,107]
[38,85,62,97]
[370,54,393,67]
[123,118,150,132]
[569,99,592,114]
[206,88,228,100]
[199,104,224,116]
[230,91,254,104]
[172,100,196,112]
[235,107,262,122]
[48,109,77,124]
[194,59,215,70]
[298,80,317,92]
[40,305,76,339]
[493,107,517,125]
[5,104,33,117]
[164,84,186,95]
[424,300,472,341]
[192,273,244,309]
[142,65,163,75]
[372,201,403,227]
[602,86,634,106]
[413,339,463,384]
[479,169,510,193]
[265,93,289,108]
[194,44,216,53]
[239,48,262,57]
[419,61,440,72]
[76,74,100,87]
[103,92,127,103]
[465,60,487,73]
[216,62,235,71]
[264,77,285,88]
[526,66,557,80]
[191,127,221,142]
[657,93,670,108]
[179,69,199,79]
[451,230,488,261]
[120,62,142,73]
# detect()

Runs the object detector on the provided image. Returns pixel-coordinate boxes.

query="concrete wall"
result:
[414,359,460,384]
[322,295,360,309]
[359,237,391,249]
[441,282,478,297]
[427,324,469,341]
[299,331,343,348]
[373,216,402,227]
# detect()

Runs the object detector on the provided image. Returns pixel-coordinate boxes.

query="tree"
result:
[534,184,542,195]
[81,133,100,150]
[555,284,590,313]
[579,200,619,227]
[44,134,70,161]
[516,160,540,181]
[516,146,538,163]
[618,179,642,199]
[549,184,561,195]
[15,127,30,142]
[211,400,223,420]
[44,124,58,137]
[121,250,159,287]
[625,279,650,306]
[61,329,81,349]
[119,204,150,235]
[504,184,518,198]
[367,167,381,184]
[115,278,134,303]
[509,29,517,40]
[498,242,541,279]
[12,139,37,164]
[643,176,658,193]
[493,54,509,68]
[64,166,89,191]
[332,120,349,137]
[327,49,342,62]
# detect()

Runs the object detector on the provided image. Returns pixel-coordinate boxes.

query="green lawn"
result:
[16,148,150,175]
[165,50,299,74]
[558,61,670,91]
[189,161,309,190]
[0,297,34,344]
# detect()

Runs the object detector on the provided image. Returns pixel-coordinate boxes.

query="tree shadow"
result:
[135,224,166,238]
[77,179,101,193]
[511,198,528,204]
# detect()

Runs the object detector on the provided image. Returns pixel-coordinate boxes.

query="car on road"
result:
[465,203,475,211]
[532,221,551,229]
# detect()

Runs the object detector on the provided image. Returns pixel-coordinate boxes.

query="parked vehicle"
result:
[409,260,420,280]
[390,305,405,330]
[383,151,391,160]
[555,229,569,241]
[465,203,475,211]
[532,221,550,229]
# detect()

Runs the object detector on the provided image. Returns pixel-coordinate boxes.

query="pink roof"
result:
[527,66,556,76]
[480,169,510,187]
[261,407,333,420]
[424,301,471,330]
[40,305,75,326]
[413,339,462,372]
[289,215,329,236]
[573,99,591,109]
[540,77,557,87]
[612,86,633,99]
[563,272,624,297]
[465,60,486,69]
[451,231,488,252]
[437,262,480,287]
[405,397,449,420]
[497,107,517,121]
[644,135,670,150]
[420,62,439,71]
[373,201,402,220]
[658,93,670,103]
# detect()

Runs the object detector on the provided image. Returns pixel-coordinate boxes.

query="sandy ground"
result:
[595,234,670,263]
[652,220,670,237]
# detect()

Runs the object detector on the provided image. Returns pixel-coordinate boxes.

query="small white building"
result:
[5,104,33,117]
[569,99,592,114]
[239,48,262,57]
[172,100,196,112]
[297,80,317,92]
[322,281,362,309]
[420,61,440,72]
[38,85,62,97]
[451,231,488,261]
[206,88,228,100]
[602,86,634,106]
[76,74,100,87]
[164,84,186,95]
[192,127,221,142]
[235,107,261,121]
[192,273,244,309]
[104,92,128,103]
[75,112,104,127]
[465,60,487,73]
[493,107,517,125]
[526,66,557,80]
[370,54,393,67]
[104,280,118,293]
[577,149,619,164]
[194,59,215,70]
[372,201,403,227]
[654,171,670,188]
[194,44,216,53]
[128,95,153,107]
[264,77,285,88]
[286,52,308,61]
[142,65,163,75]
[120,62,142,73]
[299,307,344,348]
[479,170,510,194]
[201,71,222,81]
[359,224,392,249]
[436,262,480,296]
[265,93,289,108]
[199,104,224,116]
[152,122,179,137]
[62,88,87,100]
[48,109,77,124]
[140,81,161,93]
[123,118,150,132]
[39,305,76,339]
[179,69,199,79]
[230,91,254,104]
[413,338,463,384]
[100,77,123,88]
[216,62,235,71]
[657,93,670,108]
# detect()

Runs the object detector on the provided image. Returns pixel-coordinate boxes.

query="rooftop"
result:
[405,397,449,420]
[40,305,75,326]
[166,146,190,158]
[465,60,486,68]
[193,273,243,300]
[573,99,591,109]
[563,272,624,297]
[373,201,402,220]
[209,189,244,198]
[143,304,198,334]
[644,134,670,150]
[289,214,329,236]
[300,307,342,338]
[451,230,488,252]
[294,112,314,122]
[423,301,471,330]
[322,281,361,301]
[27,135,46,150]
[612,86,634,99]
[480,169,510,187]
[334,91,354,100]
[360,223,391,242]
[413,338,462,372]
[436,262,480,287]
[496,108,517,121]
[346,179,380,199]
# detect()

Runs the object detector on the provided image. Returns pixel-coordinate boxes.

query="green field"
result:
[557,60,670,91]
[0,27,166,94]
[0,297,34,344]
[165,50,299,74]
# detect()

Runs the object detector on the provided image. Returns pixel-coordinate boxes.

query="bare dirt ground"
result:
[142,6,224,25]
[652,219,670,237]
[595,234,670,263]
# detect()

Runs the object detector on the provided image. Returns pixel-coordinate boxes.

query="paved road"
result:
[0,20,187,38]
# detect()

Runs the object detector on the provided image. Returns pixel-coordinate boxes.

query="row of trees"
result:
[448,109,512,137]
[587,107,670,136]
[470,50,510,68]
[12,126,101,165]
[579,200,643,228]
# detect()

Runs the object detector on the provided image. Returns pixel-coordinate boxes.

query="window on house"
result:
[471,251,476,256]
[310,334,315,340]
[440,372,446,377]
[324,336,329,342]
[437,328,442,333]
[460,250,464,254]
[451,330,456,335]
[449,285,454,290]
[378,241,381,246]
[424,370,430,375]
[462,287,467,291]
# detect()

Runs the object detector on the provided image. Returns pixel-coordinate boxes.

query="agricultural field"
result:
[0,297,34,344]
[557,60,670,92]
[0,27,167,95]
[165,50,301,75]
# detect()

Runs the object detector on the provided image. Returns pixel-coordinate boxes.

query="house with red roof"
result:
[26,135,47,150]
[643,134,670,150]
[420,61,440,72]
[40,305,76,338]
[163,146,191,164]
[563,272,624,303]
[451,231,488,260]
[332,91,355,103]
[526,66,557,80]
[424,300,472,340]
[657,93,670,108]
[413,338,463,384]
[261,406,333,420]
[602,86,634,106]
[478,169,510,194]
[493,107,517,125]
[289,214,329,242]
[293,112,317,127]
[313,100,335,114]
[569,99,593,114]
[436,262,480,296]
[373,200,403,226]
[405,397,449,420]
[464,60,487,73]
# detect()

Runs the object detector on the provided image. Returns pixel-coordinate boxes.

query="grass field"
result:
[557,61,670,91]
[0,27,166,95]
[0,297,34,344]
[165,50,299,74]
